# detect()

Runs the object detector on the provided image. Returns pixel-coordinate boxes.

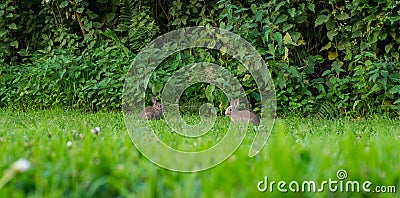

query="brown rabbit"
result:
[138,97,164,120]
[225,98,260,125]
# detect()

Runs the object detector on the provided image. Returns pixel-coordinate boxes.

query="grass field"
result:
[0,109,399,197]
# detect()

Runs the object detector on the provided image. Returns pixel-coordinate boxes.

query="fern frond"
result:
[310,101,339,120]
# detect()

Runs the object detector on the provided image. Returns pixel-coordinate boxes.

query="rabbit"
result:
[138,96,164,120]
[225,98,260,125]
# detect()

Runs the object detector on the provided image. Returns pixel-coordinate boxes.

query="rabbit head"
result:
[151,96,164,112]
[224,98,239,116]
[138,97,164,120]
[225,98,260,125]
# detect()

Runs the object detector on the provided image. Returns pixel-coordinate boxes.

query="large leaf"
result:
[288,8,296,18]
[283,32,298,46]
[8,23,17,30]
[205,84,215,102]
[0,29,8,37]
[327,30,337,41]
[308,4,315,13]
[328,51,338,60]
[273,32,283,47]
[282,23,294,32]
[337,13,350,20]
[275,14,288,24]
[59,1,69,8]
[315,14,328,27]
[319,42,331,52]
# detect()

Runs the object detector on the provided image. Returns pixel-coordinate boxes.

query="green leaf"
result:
[172,18,181,26]
[322,70,331,77]
[275,1,286,11]
[331,60,344,73]
[365,60,372,67]
[77,7,84,14]
[60,1,69,8]
[181,16,188,24]
[255,11,263,22]
[337,13,350,20]
[308,4,315,13]
[219,21,226,29]
[378,32,388,40]
[273,32,283,47]
[83,22,92,31]
[325,19,336,30]
[385,43,393,53]
[8,23,17,30]
[389,16,400,25]
[288,8,296,18]
[6,6,15,12]
[250,4,257,14]
[389,85,400,94]
[282,23,294,32]
[290,31,301,42]
[392,52,399,60]
[205,84,215,102]
[88,12,99,19]
[328,51,338,60]
[10,40,18,48]
[93,22,103,28]
[237,64,247,75]
[353,100,361,111]
[275,14,288,24]
[361,51,377,59]
[0,29,8,37]
[315,15,328,27]
[295,15,307,23]
[106,13,116,23]
[338,40,350,50]
[351,30,362,38]
[283,32,298,46]
[319,42,332,52]
[327,30,337,41]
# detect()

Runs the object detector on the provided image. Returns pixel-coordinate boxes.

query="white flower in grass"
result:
[67,141,72,148]
[12,158,31,173]
[0,158,31,190]
[91,127,100,135]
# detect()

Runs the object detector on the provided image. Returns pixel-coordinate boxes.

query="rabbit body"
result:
[225,99,260,125]
[139,97,163,120]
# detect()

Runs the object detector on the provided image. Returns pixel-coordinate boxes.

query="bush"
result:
[0,0,399,117]
[0,45,132,111]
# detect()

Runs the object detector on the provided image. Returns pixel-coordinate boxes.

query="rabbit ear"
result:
[230,99,235,106]
[151,97,157,104]
[233,98,239,108]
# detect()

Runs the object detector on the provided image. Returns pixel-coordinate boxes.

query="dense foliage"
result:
[0,0,399,117]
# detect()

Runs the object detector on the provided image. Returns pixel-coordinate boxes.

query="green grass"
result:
[0,109,399,197]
